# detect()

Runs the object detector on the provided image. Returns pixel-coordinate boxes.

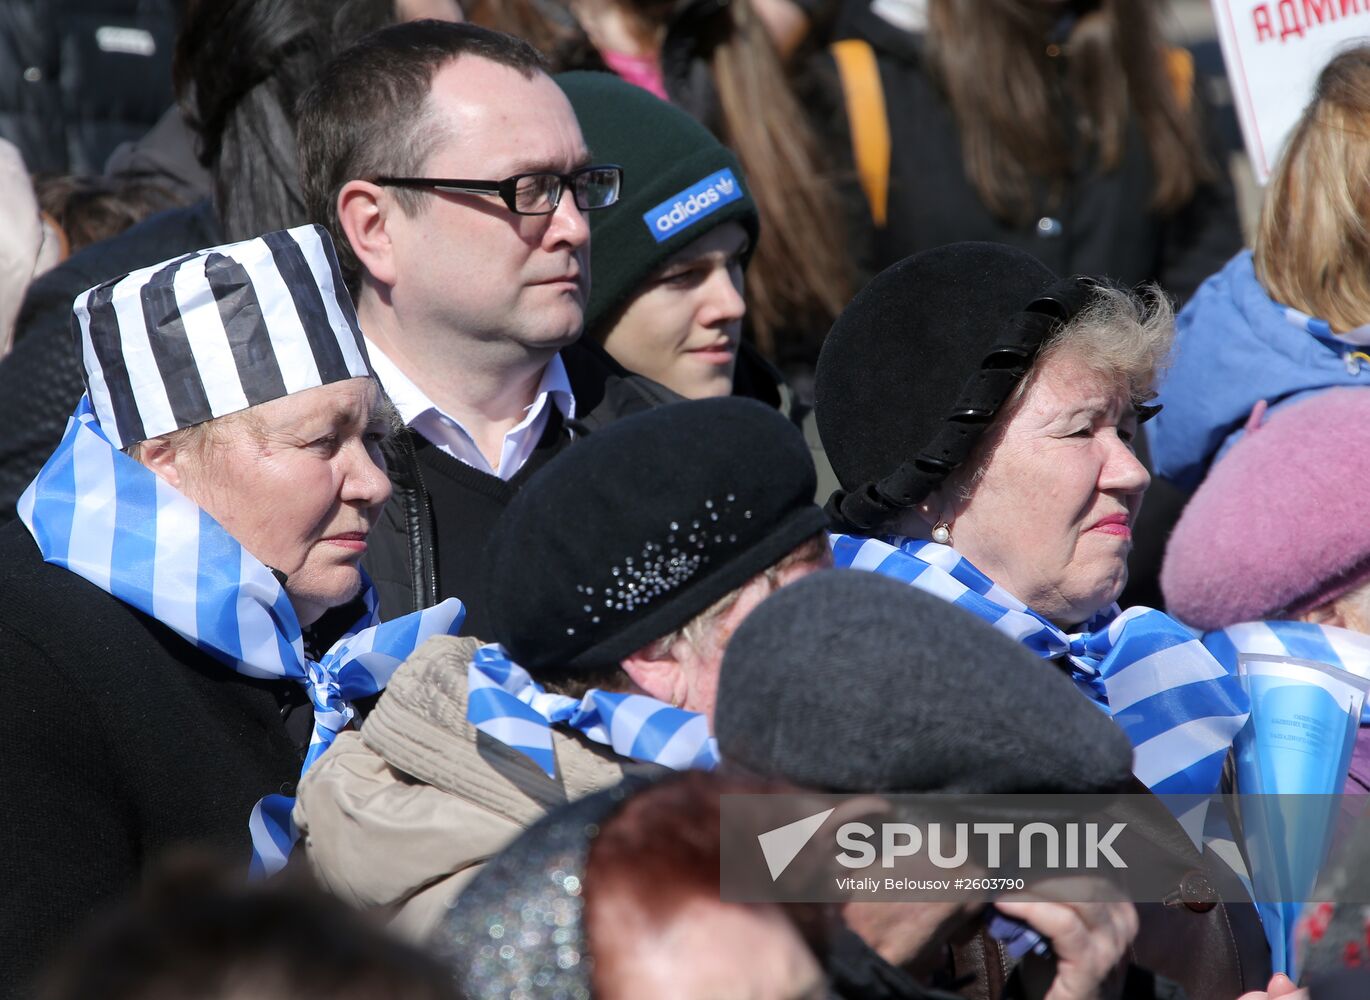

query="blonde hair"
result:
[1027,281,1175,406]
[1255,45,1370,332]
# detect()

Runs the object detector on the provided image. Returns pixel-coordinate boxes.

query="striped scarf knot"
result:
[19,398,465,877]
[466,643,719,777]
[831,533,1249,797]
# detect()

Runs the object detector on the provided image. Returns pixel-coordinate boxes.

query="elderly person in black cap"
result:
[556,70,803,417]
[0,226,463,997]
[718,567,1271,999]
[294,396,831,937]
[816,241,1247,803]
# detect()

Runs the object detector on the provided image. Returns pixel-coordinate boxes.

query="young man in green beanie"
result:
[557,69,837,495]
[296,23,677,635]
[557,70,764,402]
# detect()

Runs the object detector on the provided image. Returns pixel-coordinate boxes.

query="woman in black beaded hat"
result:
[293,396,832,938]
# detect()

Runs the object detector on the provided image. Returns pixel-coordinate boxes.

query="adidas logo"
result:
[642,169,745,243]
[654,187,726,231]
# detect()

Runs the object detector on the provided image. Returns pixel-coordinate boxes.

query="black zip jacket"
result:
[363,337,679,637]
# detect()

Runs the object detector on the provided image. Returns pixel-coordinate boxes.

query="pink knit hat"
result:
[1161,389,1370,630]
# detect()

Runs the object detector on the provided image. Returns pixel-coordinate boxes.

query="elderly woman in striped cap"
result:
[0,225,462,995]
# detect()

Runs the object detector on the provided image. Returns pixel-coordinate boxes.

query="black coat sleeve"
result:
[0,626,138,1000]
[0,264,97,524]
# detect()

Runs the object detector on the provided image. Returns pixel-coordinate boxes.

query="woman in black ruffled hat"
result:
[815,241,1241,796]
[813,241,1269,999]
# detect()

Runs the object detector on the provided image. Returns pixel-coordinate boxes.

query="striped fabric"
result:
[1205,621,1370,724]
[832,533,1249,796]
[1284,306,1370,350]
[74,224,369,449]
[18,401,465,877]
[467,644,719,776]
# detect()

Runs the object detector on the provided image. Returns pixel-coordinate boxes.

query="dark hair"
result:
[173,0,402,241]
[925,0,1212,223]
[465,0,607,71]
[297,20,549,291]
[37,855,457,1000]
[34,175,182,254]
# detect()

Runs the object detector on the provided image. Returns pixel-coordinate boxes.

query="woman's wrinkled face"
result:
[601,222,749,400]
[945,349,1150,627]
[169,378,392,627]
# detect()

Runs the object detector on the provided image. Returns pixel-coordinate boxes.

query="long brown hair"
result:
[925,0,1211,224]
[468,0,853,360]
[1255,46,1370,332]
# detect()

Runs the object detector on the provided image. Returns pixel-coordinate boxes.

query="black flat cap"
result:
[814,241,1094,532]
[714,570,1135,794]
[483,397,828,674]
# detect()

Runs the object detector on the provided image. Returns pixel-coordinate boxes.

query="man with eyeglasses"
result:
[297,21,679,634]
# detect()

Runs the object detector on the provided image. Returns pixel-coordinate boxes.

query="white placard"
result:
[1211,0,1370,182]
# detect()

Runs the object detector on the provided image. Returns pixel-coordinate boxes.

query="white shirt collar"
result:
[365,338,575,480]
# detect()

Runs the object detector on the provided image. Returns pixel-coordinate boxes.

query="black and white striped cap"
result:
[74,224,372,449]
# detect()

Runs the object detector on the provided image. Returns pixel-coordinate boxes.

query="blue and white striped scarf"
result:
[831,534,1249,796]
[1283,305,1370,362]
[1205,621,1370,725]
[18,397,465,876]
[466,644,719,777]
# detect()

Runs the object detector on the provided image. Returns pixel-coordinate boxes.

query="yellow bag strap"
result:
[831,38,890,228]
[1165,46,1195,114]
[830,41,1191,227]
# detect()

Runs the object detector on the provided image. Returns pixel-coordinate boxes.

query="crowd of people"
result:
[2,1,1369,998]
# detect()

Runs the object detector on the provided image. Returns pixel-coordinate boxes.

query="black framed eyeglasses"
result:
[374,164,623,216]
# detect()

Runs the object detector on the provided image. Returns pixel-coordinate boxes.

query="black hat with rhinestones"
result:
[482,397,828,674]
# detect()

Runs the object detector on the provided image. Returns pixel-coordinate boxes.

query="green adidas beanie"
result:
[556,70,760,341]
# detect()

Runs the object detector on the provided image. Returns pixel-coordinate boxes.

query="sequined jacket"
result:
[293,635,662,940]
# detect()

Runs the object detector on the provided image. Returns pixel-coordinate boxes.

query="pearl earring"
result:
[931,521,953,545]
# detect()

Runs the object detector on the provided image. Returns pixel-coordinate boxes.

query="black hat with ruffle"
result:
[814,242,1096,532]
